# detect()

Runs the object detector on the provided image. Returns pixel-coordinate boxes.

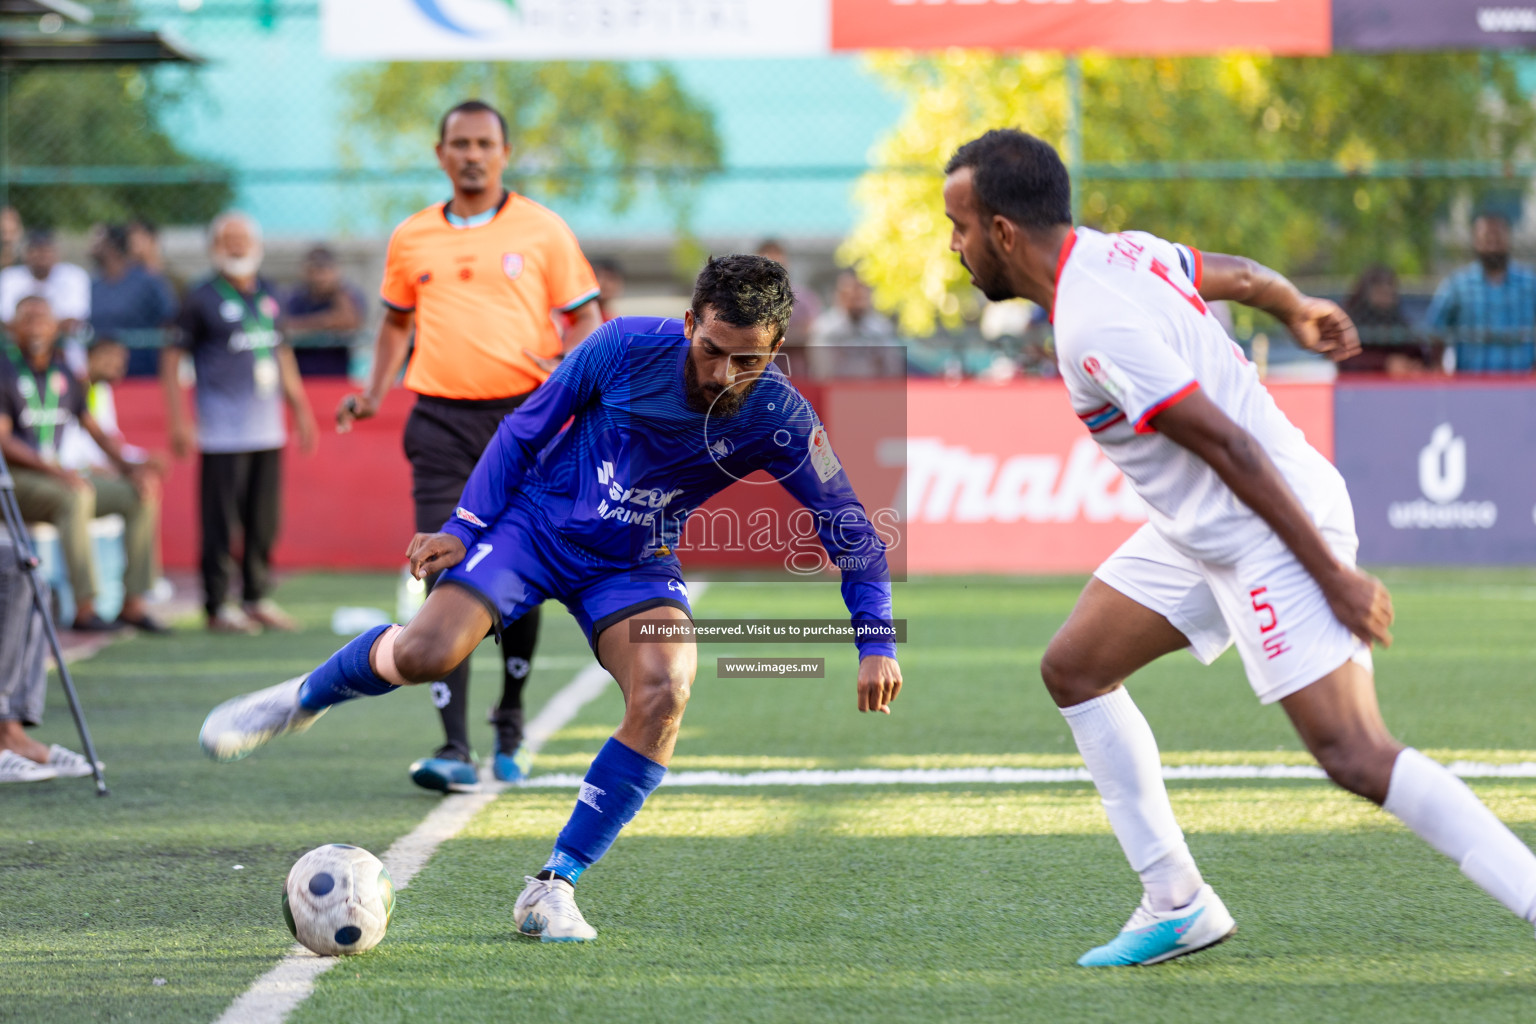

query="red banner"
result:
[903,379,1333,574]
[114,377,1333,577]
[832,0,1332,55]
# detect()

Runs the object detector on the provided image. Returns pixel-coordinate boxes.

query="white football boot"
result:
[199,676,326,763]
[1077,884,1237,966]
[514,875,598,943]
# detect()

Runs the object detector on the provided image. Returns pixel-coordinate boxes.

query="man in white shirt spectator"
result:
[0,229,91,337]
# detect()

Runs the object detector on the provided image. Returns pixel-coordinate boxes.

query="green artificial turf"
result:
[5,570,1536,1022]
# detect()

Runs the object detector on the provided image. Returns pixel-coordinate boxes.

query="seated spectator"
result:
[1338,265,1438,375]
[0,229,91,339]
[0,296,165,633]
[283,245,364,338]
[592,258,625,322]
[1425,212,1536,373]
[90,224,177,349]
[808,269,902,378]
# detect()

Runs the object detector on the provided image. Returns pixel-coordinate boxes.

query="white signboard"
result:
[322,0,829,59]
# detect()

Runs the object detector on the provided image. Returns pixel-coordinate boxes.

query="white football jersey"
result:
[1054,227,1345,565]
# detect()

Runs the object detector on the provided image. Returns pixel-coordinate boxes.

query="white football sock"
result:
[1384,747,1536,922]
[1062,687,1203,912]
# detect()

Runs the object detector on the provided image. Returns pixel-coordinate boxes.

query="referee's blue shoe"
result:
[409,744,479,793]
[492,740,534,783]
[1077,885,1236,966]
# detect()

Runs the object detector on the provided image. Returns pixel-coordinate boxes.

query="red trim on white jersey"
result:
[1133,381,1200,434]
[1049,229,1079,324]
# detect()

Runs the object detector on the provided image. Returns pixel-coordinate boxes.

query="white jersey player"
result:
[943,129,1536,966]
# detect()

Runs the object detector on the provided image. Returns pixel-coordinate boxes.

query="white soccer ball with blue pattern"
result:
[282,844,394,956]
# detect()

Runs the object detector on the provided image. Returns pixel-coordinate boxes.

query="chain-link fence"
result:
[4,2,1536,377]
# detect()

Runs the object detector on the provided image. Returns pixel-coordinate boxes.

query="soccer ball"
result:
[282,844,394,956]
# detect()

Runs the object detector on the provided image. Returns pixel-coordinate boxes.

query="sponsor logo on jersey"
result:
[809,425,842,482]
[502,253,524,280]
[594,461,685,522]
[1387,423,1497,530]
[1080,350,1132,408]
[454,506,489,528]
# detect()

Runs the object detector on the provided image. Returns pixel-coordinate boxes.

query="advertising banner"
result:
[322,0,829,59]
[902,379,1332,575]
[832,0,1330,55]
[1335,382,1536,565]
[1333,0,1536,51]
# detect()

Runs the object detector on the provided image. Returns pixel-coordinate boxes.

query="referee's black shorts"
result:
[404,393,531,534]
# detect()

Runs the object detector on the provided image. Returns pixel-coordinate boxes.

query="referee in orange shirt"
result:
[338,100,602,792]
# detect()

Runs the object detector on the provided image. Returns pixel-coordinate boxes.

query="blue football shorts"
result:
[436,505,693,651]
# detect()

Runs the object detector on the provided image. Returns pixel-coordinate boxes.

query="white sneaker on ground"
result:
[45,744,100,778]
[0,749,57,783]
[1077,884,1237,966]
[199,676,325,763]
[514,875,598,943]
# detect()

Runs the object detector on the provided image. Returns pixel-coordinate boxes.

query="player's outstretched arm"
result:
[1150,389,1394,648]
[1197,252,1361,363]
[857,654,903,715]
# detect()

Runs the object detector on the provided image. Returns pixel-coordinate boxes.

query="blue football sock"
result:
[297,625,401,712]
[543,737,667,884]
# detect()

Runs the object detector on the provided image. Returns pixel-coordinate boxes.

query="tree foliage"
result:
[342,62,721,230]
[842,53,1536,334]
[4,67,233,229]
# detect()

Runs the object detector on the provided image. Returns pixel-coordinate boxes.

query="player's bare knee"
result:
[1040,643,1109,707]
[1314,739,1397,805]
[389,629,459,684]
[628,672,691,729]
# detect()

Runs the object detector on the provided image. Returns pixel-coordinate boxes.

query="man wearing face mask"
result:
[161,212,318,635]
[1425,212,1536,374]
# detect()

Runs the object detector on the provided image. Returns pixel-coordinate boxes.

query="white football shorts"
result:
[1093,493,1373,705]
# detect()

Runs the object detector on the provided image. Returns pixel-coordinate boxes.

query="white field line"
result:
[211,581,717,1024]
[517,760,1536,789]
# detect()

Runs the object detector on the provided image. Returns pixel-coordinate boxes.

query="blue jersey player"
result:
[199,255,904,941]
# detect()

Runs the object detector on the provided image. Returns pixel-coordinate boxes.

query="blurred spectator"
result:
[59,338,163,477]
[808,269,901,378]
[89,224,177,347]
[0,207,23,268]
[0,229,91,338]
[1338,265,1437,375]
[592,258,625,321]
[1425,213,1536,373]
[127,219,166,275]
[283,244,364,337]
[0,297,164,633]
[160,212,317,635]
[756,239,821,348]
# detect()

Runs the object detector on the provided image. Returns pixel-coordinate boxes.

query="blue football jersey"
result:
[440,316,895,657]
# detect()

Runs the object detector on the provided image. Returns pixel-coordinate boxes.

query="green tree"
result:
[3,66,233,229]
[842,53,1535,334]
[342,62,720,244]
